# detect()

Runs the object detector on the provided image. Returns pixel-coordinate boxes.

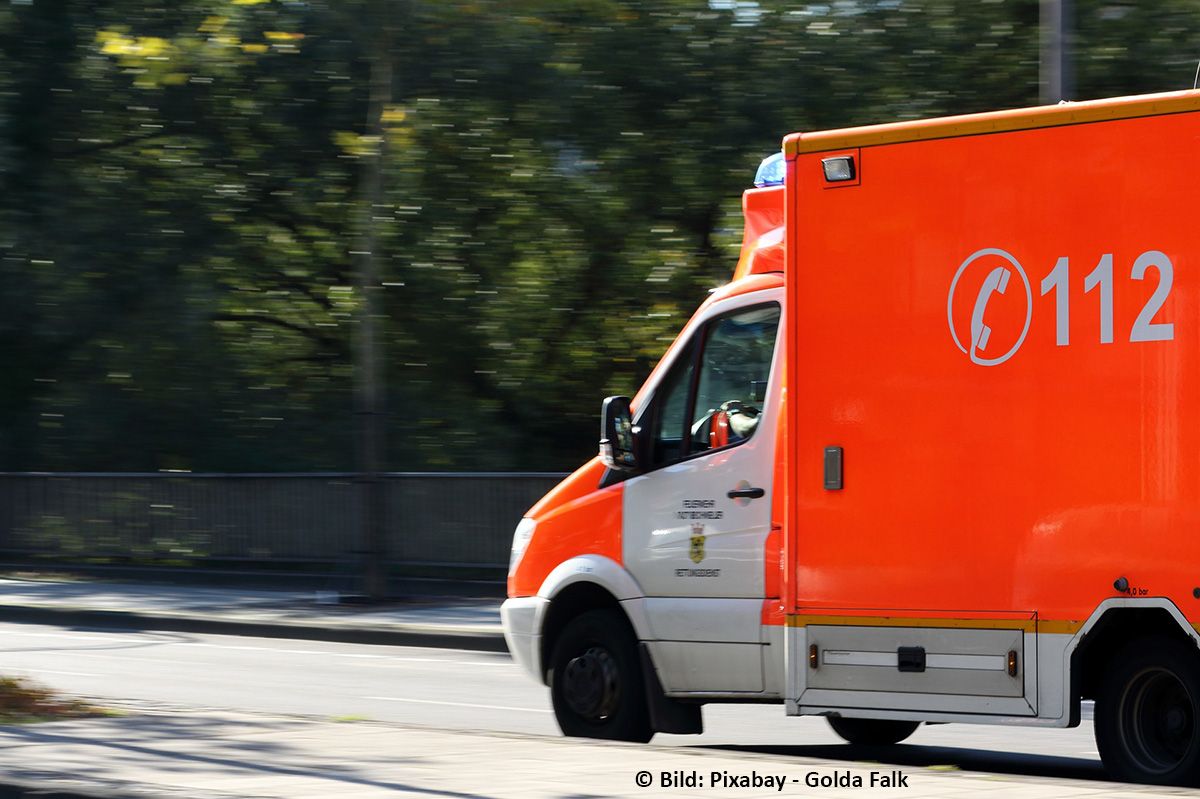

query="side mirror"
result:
[599,396,638,471]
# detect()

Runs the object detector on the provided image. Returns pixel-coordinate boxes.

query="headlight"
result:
[508,517,537,574]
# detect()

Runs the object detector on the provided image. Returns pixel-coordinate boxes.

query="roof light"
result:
[753,152,785,187]
[822,156,856,182]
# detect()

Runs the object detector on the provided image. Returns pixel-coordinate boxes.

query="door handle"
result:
[727,486,765,499]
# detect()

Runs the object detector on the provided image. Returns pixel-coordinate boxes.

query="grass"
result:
[0,676,104,724]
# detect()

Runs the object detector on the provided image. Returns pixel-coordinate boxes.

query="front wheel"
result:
[549,608,652,743]
[828,717,920,746]
[1095,638,1200,785]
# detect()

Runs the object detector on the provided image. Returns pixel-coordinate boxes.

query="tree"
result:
[2,0,1197,474]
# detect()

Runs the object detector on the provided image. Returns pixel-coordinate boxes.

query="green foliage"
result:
[0,1,1197,470]
[0,675,99,723]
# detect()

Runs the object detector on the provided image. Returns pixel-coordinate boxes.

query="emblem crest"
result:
[689,523,706,564]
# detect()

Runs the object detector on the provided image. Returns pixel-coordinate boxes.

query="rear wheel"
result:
[828,717,920,746]
[549,608,652,743]
[1095,638,1200,785]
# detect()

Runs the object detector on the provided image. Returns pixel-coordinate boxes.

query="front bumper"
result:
[501,596,550,683]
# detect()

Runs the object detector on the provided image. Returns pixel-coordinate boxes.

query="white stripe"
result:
[822,650,1006,671]
[365,696,551,714]
[12,668,100,677]
[0,630,148,645]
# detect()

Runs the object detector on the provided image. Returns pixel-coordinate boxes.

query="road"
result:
[0,621,1109,785]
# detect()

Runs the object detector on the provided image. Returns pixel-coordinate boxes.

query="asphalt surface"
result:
[0,620,1111,785]
[0,578,506,651]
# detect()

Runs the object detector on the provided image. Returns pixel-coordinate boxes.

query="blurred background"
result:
[0,0,1197,591]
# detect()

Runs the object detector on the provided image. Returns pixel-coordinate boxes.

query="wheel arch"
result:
[1067,599,1200,718]
[537,556,649,684]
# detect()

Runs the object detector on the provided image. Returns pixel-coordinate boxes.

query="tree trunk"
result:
[354,4,393,600]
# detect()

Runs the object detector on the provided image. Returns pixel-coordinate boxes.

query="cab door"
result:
[623,296,781,693]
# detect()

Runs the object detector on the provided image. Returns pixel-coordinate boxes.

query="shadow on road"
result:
[696,742,1108,783]
[0,714,496,799]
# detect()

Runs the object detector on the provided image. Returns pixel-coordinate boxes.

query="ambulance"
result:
[502,90,1200,785]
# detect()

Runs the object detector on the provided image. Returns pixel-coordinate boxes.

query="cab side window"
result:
[690,305,780,453]
[647,341,694,469]
[644,303,779,471]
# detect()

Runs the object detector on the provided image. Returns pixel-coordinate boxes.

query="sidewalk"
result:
[0,577,506,652]
[0,707,1192,799]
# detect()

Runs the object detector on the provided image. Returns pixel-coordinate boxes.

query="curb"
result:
[0,605,509,653]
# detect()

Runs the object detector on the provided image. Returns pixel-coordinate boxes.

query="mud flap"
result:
[639,643,703,734]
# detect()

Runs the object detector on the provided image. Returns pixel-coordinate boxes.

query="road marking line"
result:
[0,631,150,644]
[36,651,199,667]
[364,696,551,714]
[175,642,508,666]
[353,661,515,670]
[57,650,513,672]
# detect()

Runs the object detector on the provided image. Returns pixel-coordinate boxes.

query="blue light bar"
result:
[753,152,786,187]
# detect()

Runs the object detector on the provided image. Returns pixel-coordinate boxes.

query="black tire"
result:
[549,608,652,743]
[1095,637,1200,785]
[828,717,920,746]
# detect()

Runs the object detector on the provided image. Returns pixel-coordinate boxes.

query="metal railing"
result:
[0,472,567,582]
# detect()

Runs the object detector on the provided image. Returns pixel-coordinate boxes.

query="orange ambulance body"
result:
[504,90,1200,786]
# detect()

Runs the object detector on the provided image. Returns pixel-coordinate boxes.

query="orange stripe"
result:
[786,614,1084,635]
[783,90,1200,157]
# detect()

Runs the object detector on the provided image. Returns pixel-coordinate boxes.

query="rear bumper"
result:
[501,596,550,683]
